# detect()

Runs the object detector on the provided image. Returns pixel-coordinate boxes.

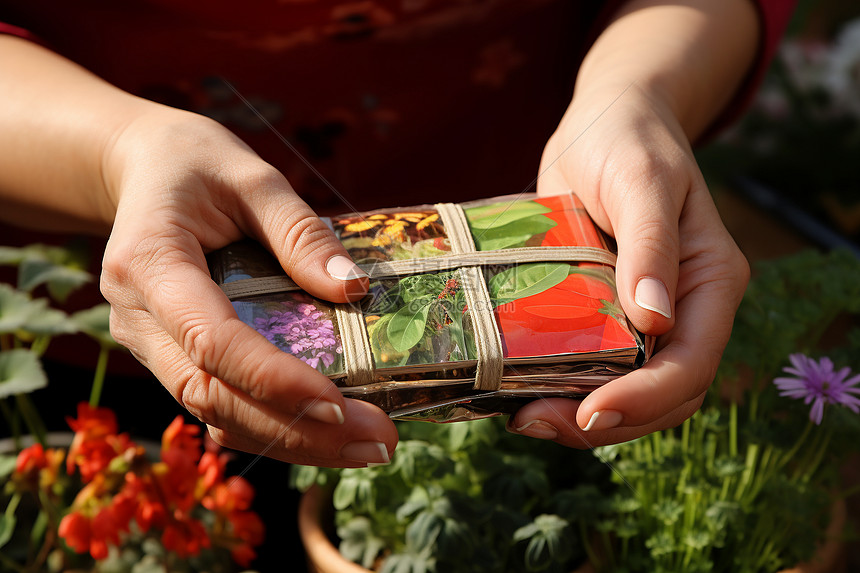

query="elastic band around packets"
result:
[335,303,376,387]
[219,246,617,298]
[220,202,615,390]
[457,265,504,390]
[435,202,503,391]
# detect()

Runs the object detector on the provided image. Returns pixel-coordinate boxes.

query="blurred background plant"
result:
[0,243,264,572]
[294,249,860,573]
[583,249,860,573]
[698,0,860,248]
[293,416,609,573]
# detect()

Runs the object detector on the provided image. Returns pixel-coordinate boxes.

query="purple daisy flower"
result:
[773,353,860,424]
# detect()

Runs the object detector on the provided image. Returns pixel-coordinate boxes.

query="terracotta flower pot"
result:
[299,486,846,573]
[298,485,372,573]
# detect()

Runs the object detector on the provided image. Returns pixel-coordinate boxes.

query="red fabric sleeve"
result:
[698,0,797,143]
[0,21,43,43]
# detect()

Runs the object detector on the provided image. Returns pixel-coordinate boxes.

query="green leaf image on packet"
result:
[208,193,652,422]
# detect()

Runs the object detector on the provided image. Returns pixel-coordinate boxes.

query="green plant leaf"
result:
[0,285,76,336]
[387,298,433,353]
[70,304,121,348]
[0,285,39,334]
[405,509,443,551]
[10,243,92,302]
[399,274,452,304]
[0,513,16,549]
[30,509,48,548]
[19,259,92,302]
[368,314,410,368]
[0,349,48,398]
[333,470,377,513]
[338,516,387,569]
[645,531,677,558]
[21,306,76,337]
[513,514,570,572]
[396,486,431,521]
[381,548,436,573]
[464,200,551,230]
[0,455,16,480]
[290,465,320,492]
[489,263,570,307]
[0,246,27,266]
[471,215,557,251]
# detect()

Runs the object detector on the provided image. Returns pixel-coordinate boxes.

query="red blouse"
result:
[1,0,794,214]
[0,0,795,373]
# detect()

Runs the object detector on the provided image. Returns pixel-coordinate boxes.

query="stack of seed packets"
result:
[208,192,652,422]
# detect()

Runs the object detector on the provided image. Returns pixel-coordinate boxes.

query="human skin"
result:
[0,35,394,467]
[507,0,755,446]
[0,0,754,464]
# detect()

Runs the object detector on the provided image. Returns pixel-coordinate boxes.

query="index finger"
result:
[103,226,349,420]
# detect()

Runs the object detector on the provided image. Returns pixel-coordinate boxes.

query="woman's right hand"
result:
[99,107,398,467]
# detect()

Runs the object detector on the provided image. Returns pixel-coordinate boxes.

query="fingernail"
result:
[634,277,671,318]
[582,410,623,432]
[341,441,390,465]
[512,420,559,440]
[298,399,345,425]
[326,255,368,281]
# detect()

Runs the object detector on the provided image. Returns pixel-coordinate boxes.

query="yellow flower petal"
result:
[394,212,427,220]
[416,213,439,230]
[372,234,392,247]
[344,220,380,232]
[383,221,407,237]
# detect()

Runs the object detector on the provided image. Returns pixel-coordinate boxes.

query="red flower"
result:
[161,512,211,558]
[58,505,124,560]
[119,472,167,532]
[15,443,66,491]
[197,451,229,495]
[136,497,168,531]
[58,407,264,565]
[202,477,254,514]
[161,416,201,458]
[89,506,122,559]
[65,402,127,482]
[59,511,91,555]
[15,443,47,475]
[227,510,265,567]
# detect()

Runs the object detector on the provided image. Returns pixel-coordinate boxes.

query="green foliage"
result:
[0,243,92,302]
[292,418,604,573]
[70,304,122,350]
[295,249,860,573]
[0,241,118,457]
[464,199,556,251]
[365,262,574,366]
[488,263,570,307]
[0,285,77,337]
[0,349,49,399]
[584,249,860,573]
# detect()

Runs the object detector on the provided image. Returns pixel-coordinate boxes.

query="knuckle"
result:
[276,216,337,274]
[101,232,182,303]
[181,318,219,371]
[280,426,310,453]
[206,426,232,448]
[107,307,131,348]
[179,375,221,428]
[729,248,751,291]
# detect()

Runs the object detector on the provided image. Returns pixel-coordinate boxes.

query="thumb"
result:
[240,179,369,304]
[612,183,682,337]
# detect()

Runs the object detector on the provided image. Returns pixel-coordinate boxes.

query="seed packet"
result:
[209,193,652,422]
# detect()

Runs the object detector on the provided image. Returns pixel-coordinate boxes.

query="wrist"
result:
[99,106,229,220]
[573,0,758,142]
